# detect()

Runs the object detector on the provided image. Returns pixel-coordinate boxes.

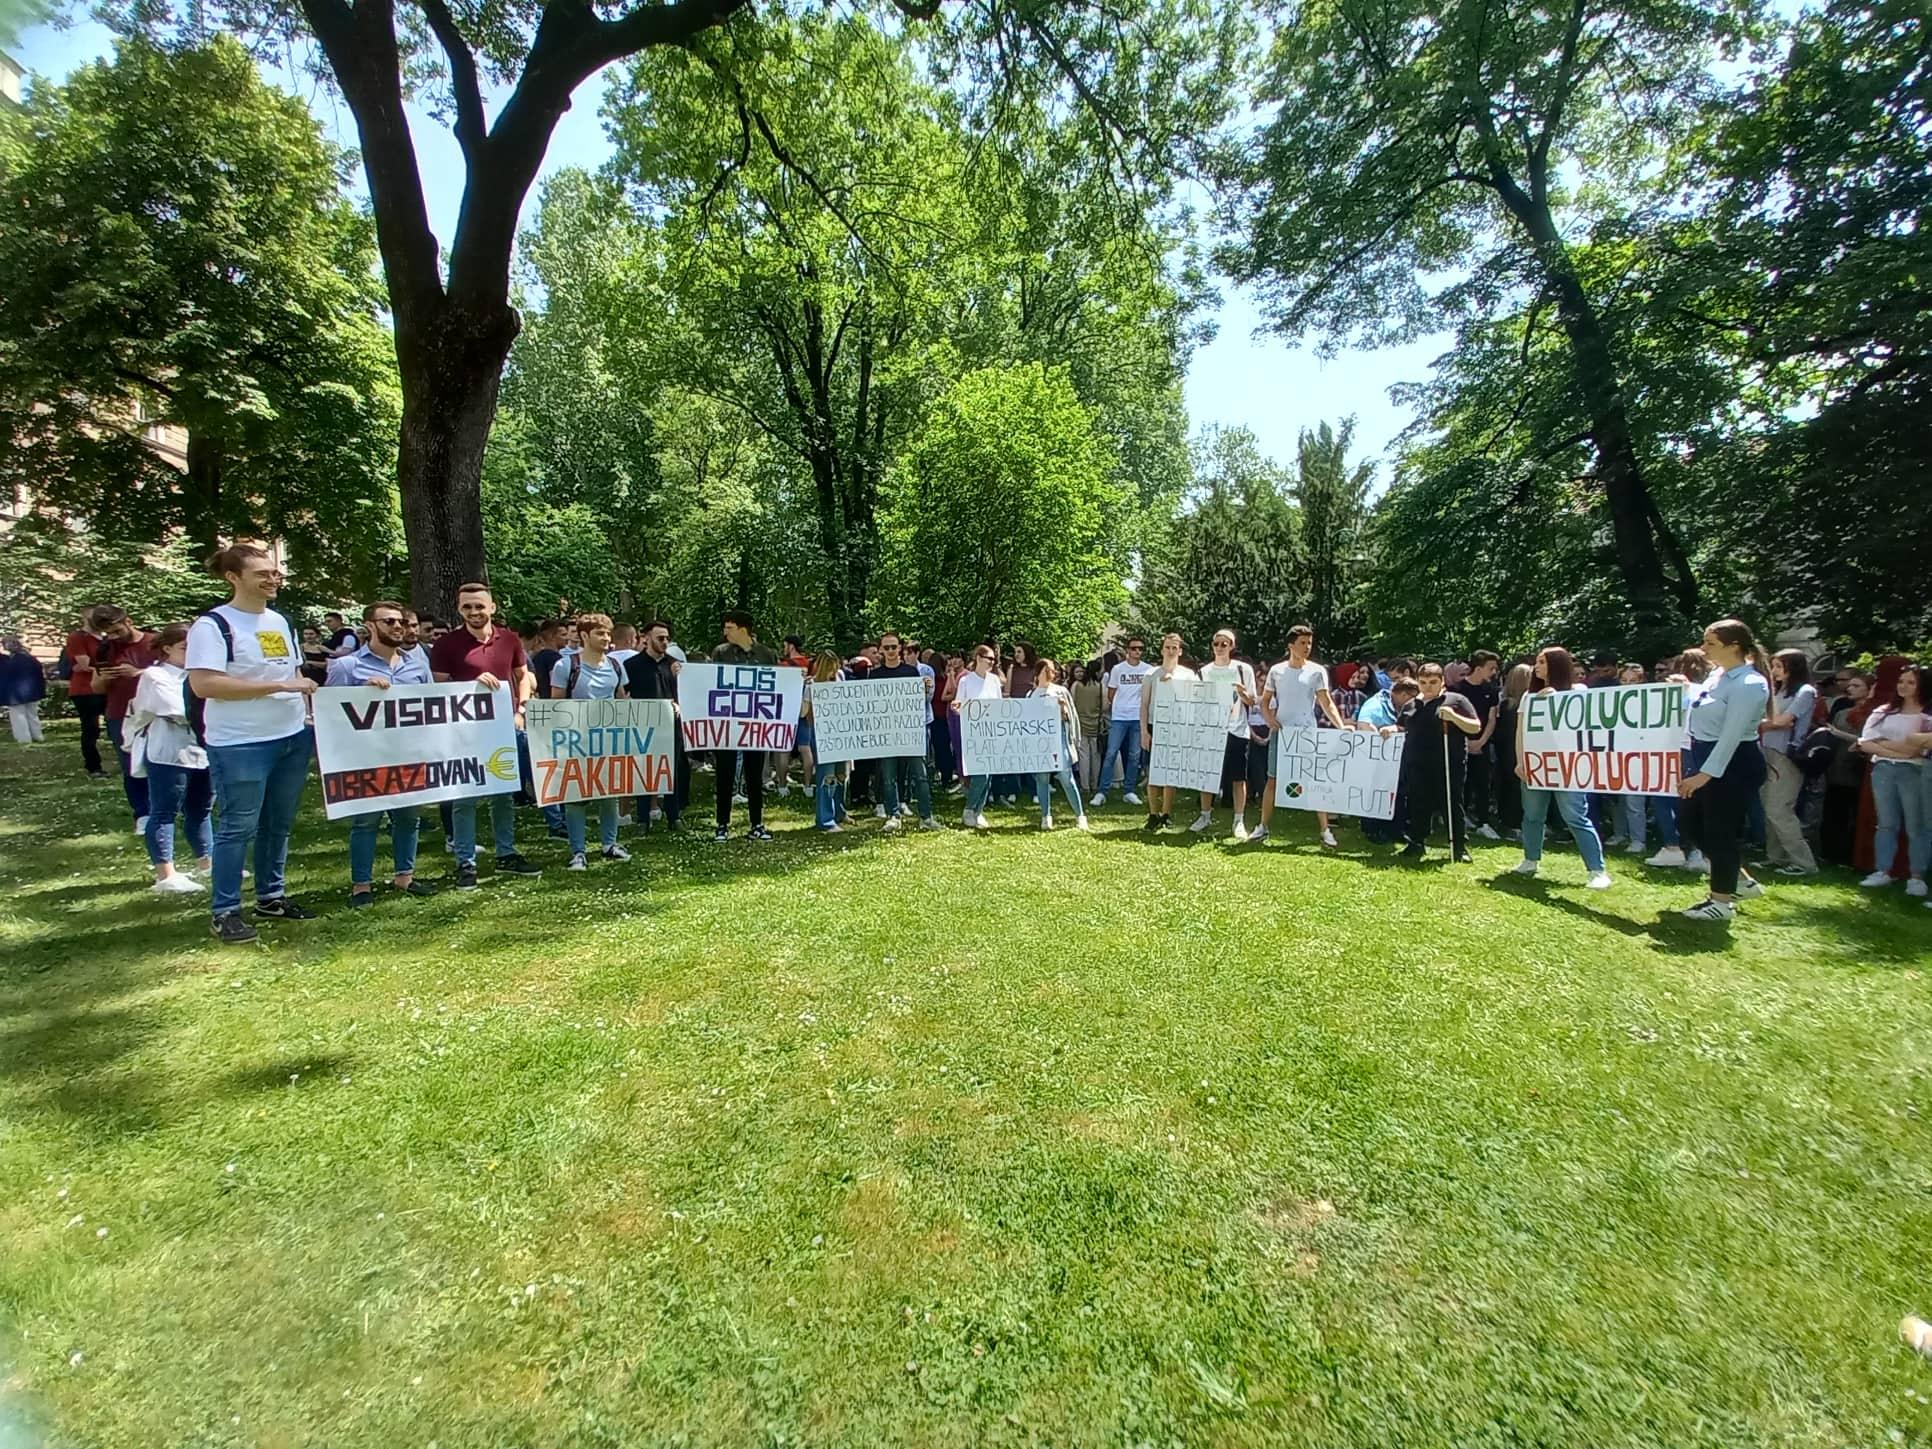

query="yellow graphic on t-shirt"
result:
[257,631,291,659]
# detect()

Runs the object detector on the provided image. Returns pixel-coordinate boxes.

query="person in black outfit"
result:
[1401,663,1483,861]
[708,611,778,841]
[624,620,689,831]
[1459,649,1503,838]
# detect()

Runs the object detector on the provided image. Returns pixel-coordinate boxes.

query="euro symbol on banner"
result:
[486,747,518,782]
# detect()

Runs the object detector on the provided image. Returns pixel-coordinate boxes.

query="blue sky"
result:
[15,18,1445,483]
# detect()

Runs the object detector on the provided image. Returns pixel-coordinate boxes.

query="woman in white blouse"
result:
[126,623,211,894]
[1854,663,1931,897]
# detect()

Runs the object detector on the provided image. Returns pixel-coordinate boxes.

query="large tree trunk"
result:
[393,296,518,617]
[183,430,224,555]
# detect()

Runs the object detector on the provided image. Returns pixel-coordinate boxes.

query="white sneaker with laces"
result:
[875,804,888,819]
[1248,825,1269,845]
[1645,846,1687,867]
[1508,859,1539,876]
[1040,816,1053,831]
[1734,876,1764,899]
[882,816,902,833]
[972,812,990,830]
[1124,792,1142,806]
[1320,828,1338,848]
[1092,793,1107,806]
[134,815,149,837]
[152,873,202,894]
[1859,870,1895,888]
[1075,815,1090,831]
[1189,812,1213,833]
[1231,820,1249,842]
[567,853,587,871]
[1682,897,1735,921]
[1586,871,1613,890]
[603,844,631,862]
[1906,878,1929,898]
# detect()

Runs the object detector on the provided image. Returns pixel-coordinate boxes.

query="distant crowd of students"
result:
[7,542,1928,942]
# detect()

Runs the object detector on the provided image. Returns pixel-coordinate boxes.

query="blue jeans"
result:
[1099,718,1141,794]
[350,807,420,886]
[1652,794,1681,848]
[1620,795,1648,850]
[106,717,151,821]
[1521,787,1607,873]
[517,730,565,832]
[566,798,619,854]
[1871,761,1929,876]
[144,762,211,868]
[965,773,995,816]
[206,727,313,916]
[1034,726,1083,819]
[815,760,846,828]
[451,791,517,866]
[880,754,933,821]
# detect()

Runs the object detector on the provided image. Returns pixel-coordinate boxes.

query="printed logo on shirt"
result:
[257,631,291,659]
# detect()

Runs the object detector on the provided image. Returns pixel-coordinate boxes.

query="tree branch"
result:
[414,0,488,163]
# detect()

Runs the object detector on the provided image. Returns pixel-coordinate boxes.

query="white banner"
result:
[960,695,1063,776]
[676,662,805,754]
[1148,679,1233,794]
[1273,725,1404,819]
[808,676,929,764]
[314,683,518,820]
[524,697,676,805]
[1519,684,1688,796]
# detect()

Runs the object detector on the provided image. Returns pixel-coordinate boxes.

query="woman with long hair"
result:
[1070,661,1105,801]
[1030,659,1090,830]
[952,643,1004,829]
[1493,661,1533,840]
[1645,648,1711,871]
[806,651,848,832]
[1508,646,1612,888]
[1819,671,1872,867]
[1759,647,1820,876]
[1137,632,1198,833]
[1853,663,1931,896]
[127,622,213,894]
[1676,619,1772,921]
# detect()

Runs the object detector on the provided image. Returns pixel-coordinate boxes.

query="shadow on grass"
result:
[1483,873,1735,957]
[220,1051,355,1096]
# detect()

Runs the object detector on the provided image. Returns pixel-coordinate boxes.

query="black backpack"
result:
[186,612,238,743]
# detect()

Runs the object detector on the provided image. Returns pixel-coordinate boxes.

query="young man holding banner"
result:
[325,602,438,907]
[708,611,778,843]
[430,583,542,890]
[548,613,634,871]
[873,632,941,831]
[1254,625,1347,847]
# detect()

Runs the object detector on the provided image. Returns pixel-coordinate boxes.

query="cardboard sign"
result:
[676,663,804,753]
[960,695,1063,776]
[313,683,518,820]
[1273,726,1405,819]
[1148,679,1233,794]
[1519,684,1688,796]
[524,697,675,805]
[808,676,929,764]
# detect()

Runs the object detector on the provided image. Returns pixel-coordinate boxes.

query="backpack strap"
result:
[566,653,583,699]
[186,612,235,708]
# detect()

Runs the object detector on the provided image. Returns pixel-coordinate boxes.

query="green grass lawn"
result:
[3,727,1930,1447]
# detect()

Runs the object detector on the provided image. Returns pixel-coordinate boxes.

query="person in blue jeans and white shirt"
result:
[325,601,439,908]
[126,622,211,895]
[184,542,318,945]
[548,612,633,871]
[1095,635,1154,806]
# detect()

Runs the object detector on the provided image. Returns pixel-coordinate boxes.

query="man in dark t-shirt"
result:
[92,607,155,826]
[1459,649,1502,838]
[872,631,939,829]
[528,619,569,701]
[709,611,779,841]
[1401,662,1482,861]
[624,620,687,830]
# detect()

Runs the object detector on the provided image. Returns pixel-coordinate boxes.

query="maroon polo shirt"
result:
[428,624,527,684]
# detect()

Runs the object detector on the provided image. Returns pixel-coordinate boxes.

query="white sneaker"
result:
[1320,828,1338,848]
[567,853,587,871]
[774,784,791,798]
[1684,851,1708,873]
[602,844,631,862]
[1231,820,1249,842]
[1734,876,1764,899]
[151,873,202,894]
[1585,871,1613,890]
[1040,817,1053,831]
[822,822,844,833]
[975,812,991,830]
[1508,859,1539,876]
[882,816,902,833]
[1681,897,1735,921]
[1859,871,1895,888]
[1248,825,1269,845]
[1645,847,1687,867]
[875,803,888,819]
[1189,812,1213,833]
[1092,793,1107,807]
[920,817,943,831]
[133,815,149,837]
[1075,815,1090,831]
[898,805,913,818]
[1624,840,1646,854]
[1124,792,1142,806]
[1475,823,1500,841]
[1906,878,1929,898]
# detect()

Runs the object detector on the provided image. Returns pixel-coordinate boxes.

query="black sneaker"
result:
[454,862,479,891]
[210,912,258,944]
[713,826,730,843]
[747,825,773,842]
[1144,815,1162,832]
[348,891,375,909]
[495,853,542,878]
[398,879,438,897]
[546,824,569,840]
[1453,849,1472,864]
[1400,843,1427,859]
[253,897,315,920]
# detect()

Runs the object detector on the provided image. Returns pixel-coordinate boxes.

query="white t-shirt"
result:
[1861,707,1931,765]
[665,642,688,663]
[607,648,638,671]
[1265,659,1329,731]
[1105,659,1156,720]
[185,604,307,747]
[1199,660,1256,739]
[955,669,1004,706]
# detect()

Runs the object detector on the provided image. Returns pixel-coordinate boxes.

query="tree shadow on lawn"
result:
[1483,872,1736,957]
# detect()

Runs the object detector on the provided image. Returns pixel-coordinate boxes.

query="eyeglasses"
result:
[975,653,994,662]
[371,616,404,627]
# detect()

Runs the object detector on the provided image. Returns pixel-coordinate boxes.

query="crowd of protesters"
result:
[7,544,1929,941]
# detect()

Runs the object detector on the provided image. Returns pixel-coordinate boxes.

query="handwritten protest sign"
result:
[676,663,804,753]
[1148,679,1233,794]
[1273,726,1404,819]
[1519,684,1688,796]
[808,676,928,764]
[524,698,675,805]
[960,695,1063,776]
[313,683,518,820]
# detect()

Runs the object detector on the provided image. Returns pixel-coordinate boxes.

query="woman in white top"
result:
[1030,659,1089,831]
[806,652,849,831]
[127,622,211,894]
[1759,648,1820,877]
[1195,628,1258,839]
[952,644,1004,829]
[1137,632,1199,833]
[1854,663,1931,895]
